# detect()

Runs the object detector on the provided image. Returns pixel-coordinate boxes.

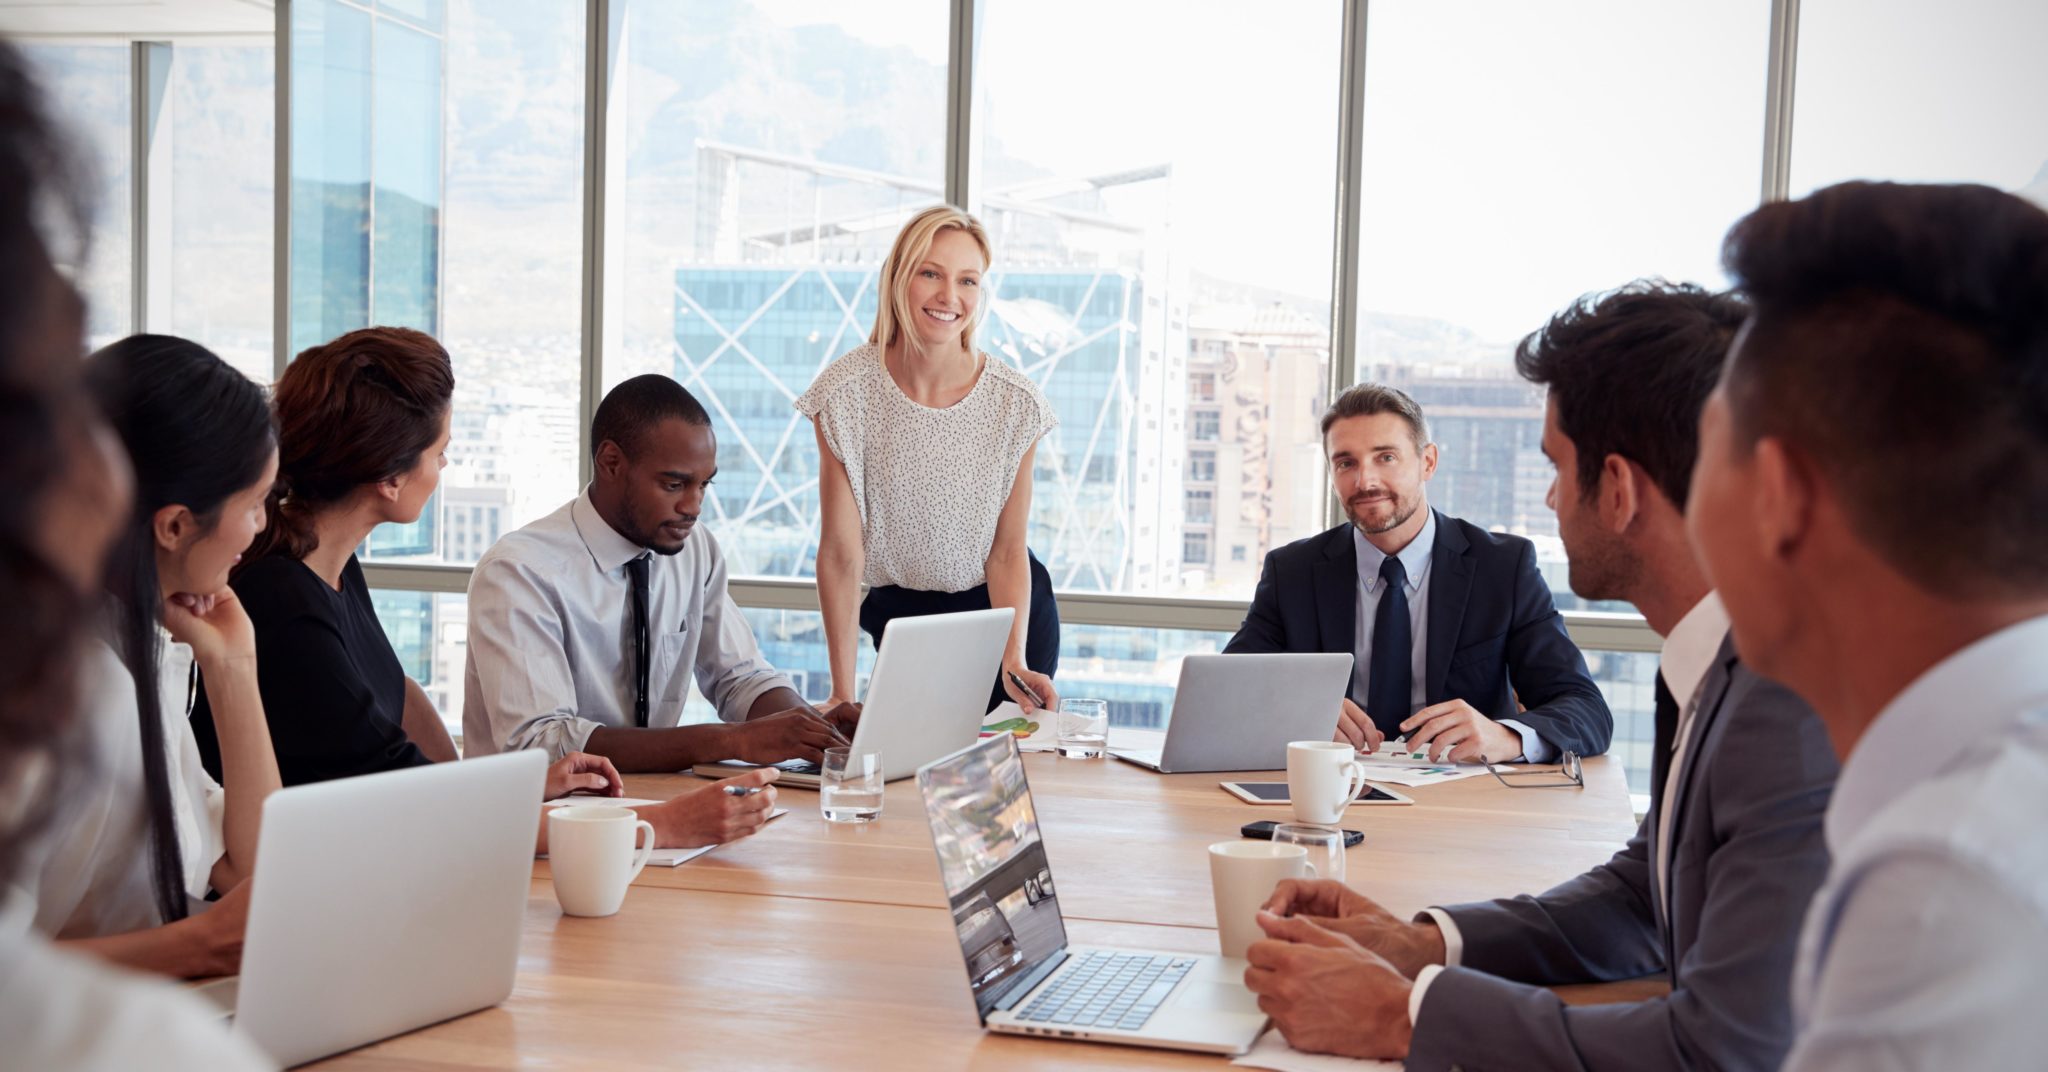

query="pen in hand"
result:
[1005,669,1045,709]
[724,784,764,797]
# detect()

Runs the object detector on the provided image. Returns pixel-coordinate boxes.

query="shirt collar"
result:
[1828,612,2048,851]
[1658,591,1729,707]
[1353,510,1436,594]
[569,487,647,575]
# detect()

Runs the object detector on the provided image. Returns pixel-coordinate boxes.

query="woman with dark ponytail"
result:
[190,326,460,784]
[25,334,285,981]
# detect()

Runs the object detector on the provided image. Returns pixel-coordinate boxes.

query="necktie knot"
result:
[1378,554,1407,590]
[626,553,650,586]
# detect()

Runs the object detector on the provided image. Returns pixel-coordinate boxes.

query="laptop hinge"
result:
[990,948,1069,1014]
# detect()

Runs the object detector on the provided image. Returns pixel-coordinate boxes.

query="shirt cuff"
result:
[719,673,797,724]
[506,714,601,761]
[1408,964,1445,1027]
[1419,907,1464,966]
[1499,719,1553,763]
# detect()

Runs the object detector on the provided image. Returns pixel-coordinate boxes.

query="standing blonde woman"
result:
[799,205,1060,715]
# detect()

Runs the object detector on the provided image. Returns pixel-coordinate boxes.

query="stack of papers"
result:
[541,796,787,867]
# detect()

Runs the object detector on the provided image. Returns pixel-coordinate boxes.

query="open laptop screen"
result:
[918,735,1068,1020]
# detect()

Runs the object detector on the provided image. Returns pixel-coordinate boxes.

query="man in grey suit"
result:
[1241,281,1840,1070]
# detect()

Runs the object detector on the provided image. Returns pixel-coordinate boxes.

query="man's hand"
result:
[161,588,258,669]
[1333,698,1385,751]
[731,707,849,765]
[1399,699,1522,763]
[645,768,780,848]
[544,752,623,801]
[820,700,862,738]
[1243,912,1414,1060]
[185,879,253,979]
[1261,879,1447,977]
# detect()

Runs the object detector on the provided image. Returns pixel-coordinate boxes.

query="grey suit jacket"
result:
[1405,637,1838,1072]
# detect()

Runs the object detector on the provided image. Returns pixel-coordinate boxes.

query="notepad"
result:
[541,798,788,867]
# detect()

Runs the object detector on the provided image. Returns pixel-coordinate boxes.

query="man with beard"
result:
[1242,283,1837,1069]
[464,374,857,772]
[1225,383,1609,761]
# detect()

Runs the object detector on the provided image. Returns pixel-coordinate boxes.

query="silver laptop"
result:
[195,750,545,1067]
[696,606,1014,787]
[1110,653,1353,773]
[918,734,1267,1055]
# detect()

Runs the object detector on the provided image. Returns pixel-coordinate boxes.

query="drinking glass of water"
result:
[1056,699,1109,759]
[1271,822,1348,885]
[820,747,883,823]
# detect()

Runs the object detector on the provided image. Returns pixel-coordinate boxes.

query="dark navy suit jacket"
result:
[1222,511,1613,757]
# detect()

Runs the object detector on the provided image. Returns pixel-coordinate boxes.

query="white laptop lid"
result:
[234,750,546,1067]
[849,607,1013,782]
[1145,653,1353,773]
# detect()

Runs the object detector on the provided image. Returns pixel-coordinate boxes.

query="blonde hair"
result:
[869,205,993,358]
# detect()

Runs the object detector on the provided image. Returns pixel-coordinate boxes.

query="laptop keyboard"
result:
[1016,951,1196,1031]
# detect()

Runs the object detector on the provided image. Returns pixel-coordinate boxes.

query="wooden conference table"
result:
[312,739,1642,1070]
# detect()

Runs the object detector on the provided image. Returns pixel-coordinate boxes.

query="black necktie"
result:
[627,553,651,728]
[1366,555,1412,737]
[1650,671,1680,805]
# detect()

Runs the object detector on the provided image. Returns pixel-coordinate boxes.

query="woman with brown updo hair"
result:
[190,328,735,854]
[190,326,461,785]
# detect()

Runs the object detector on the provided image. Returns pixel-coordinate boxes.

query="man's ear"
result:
[1419,442,1439,481]
[151,503,197,553]
[1751,436,1815,566]
[1598,453,1639,535]
[594,440,624,480]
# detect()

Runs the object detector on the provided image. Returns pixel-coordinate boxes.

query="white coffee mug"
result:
[548,805,656,918]
[1208,840,1315,959]
[1287,740,1368,825]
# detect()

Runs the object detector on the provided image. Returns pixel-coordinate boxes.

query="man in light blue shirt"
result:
[1689,180,2048,1069]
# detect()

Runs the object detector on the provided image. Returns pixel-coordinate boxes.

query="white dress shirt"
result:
[0,886,273,1071]
[463,491,795,760]
[1408,591,1726,1025]
[1652,591,1727,919]
[27,631,226,938]
[1781,613,2048,1071]
[1354,512,1549,763]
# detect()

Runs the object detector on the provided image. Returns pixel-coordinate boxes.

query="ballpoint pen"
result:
[1005,669,1045,709]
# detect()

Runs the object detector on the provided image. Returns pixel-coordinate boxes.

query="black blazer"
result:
[1222,511,1612,756]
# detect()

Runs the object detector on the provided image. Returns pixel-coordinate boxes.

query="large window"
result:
[608,1,948,581]
[1354,0,1768,613]
[21,45,131,350]
[1790,0,2048,199]
[977,0,1342,599]
[171,44,276,382]
[293,0,586,567]
[32,0,2037,794]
